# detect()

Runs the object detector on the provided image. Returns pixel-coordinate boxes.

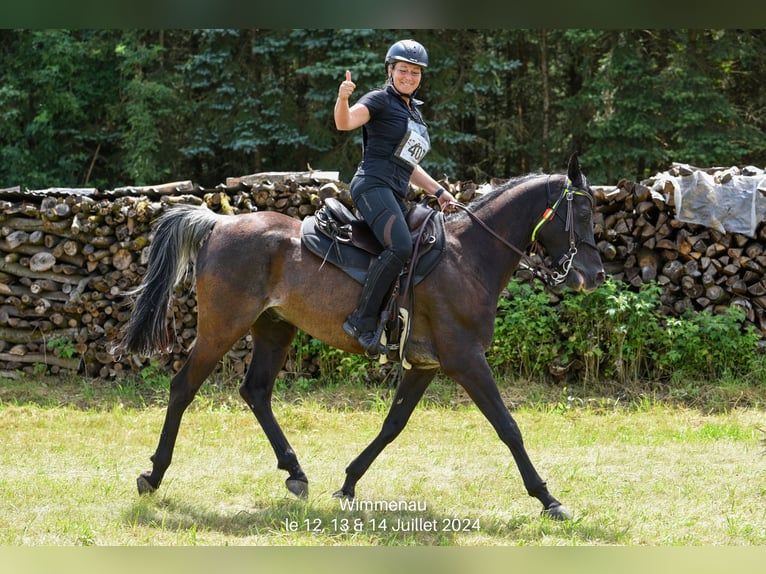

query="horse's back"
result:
[200,210,300,258]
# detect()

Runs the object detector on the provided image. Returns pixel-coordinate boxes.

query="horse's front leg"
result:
[334,367,437,499]
[443,353,571,520]
[238,317,308,497]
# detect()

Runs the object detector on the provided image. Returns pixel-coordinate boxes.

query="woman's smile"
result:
[392,64,422,96]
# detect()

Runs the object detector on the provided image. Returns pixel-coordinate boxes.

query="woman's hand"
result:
[335,70,369,130]
[338,70,356,101]
[437,189,457,211]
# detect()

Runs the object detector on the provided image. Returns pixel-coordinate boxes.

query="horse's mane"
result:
[448,172,554,221]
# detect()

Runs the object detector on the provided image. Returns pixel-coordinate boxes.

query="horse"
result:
[114,154,605,520]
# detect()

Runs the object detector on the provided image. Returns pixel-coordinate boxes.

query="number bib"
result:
[394,119,431,168]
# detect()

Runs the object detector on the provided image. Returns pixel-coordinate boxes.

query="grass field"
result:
[0,376,764,546]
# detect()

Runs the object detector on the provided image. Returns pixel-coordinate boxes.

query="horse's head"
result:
[532,154,605,292]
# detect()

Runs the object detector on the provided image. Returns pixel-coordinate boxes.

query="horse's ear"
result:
[567,153,583,186]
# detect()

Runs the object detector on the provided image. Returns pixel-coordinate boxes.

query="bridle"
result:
[448,175,595,286]
[530,175,597,284]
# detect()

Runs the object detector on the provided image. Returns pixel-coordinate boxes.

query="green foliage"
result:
[2,30,766,189]
[576,31,672,182]
[490,281,560,379]
[47,337,78,359]
[140,360,171,390]
[280,278,762,393]
[491,278,763,388]
[317,345,379,387]
[283,330,374,391]
[558,279,666,383]
[658,306,762,385]
[567,30,766,182]
[115,32,180,185]
[0,30,124,188]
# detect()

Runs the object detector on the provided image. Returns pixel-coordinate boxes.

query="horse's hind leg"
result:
[137,279,259,496]
[238,314,307,498]
[136,342,229,494]
[334,367,437,499]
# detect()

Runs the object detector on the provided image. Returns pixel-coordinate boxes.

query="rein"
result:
[448,176,593,286]
[448,201,554,277]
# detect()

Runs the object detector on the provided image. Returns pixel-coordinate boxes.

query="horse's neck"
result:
[457,177,551,290]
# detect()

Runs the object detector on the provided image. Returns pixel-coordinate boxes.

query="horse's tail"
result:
[113,204,222,357]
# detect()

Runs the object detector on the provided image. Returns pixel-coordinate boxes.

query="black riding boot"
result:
[343,250,405,357]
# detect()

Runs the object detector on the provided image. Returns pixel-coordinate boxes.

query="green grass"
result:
[0,375,764,546]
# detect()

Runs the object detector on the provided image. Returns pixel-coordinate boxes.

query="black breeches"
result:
[351,177,413,264]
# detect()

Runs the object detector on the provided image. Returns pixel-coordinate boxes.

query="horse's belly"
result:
[401,338,440,369]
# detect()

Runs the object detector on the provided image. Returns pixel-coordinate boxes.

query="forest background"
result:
[2,28,766,192]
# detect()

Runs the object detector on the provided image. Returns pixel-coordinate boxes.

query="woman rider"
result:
[334,39,456,357]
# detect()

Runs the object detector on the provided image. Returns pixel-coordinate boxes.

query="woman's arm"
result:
[334,71,370,131]
[410,165,456,210]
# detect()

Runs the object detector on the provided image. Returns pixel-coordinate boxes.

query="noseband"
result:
[450,175,595,286]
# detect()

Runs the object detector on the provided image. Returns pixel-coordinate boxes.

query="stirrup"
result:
[365,308,390,357]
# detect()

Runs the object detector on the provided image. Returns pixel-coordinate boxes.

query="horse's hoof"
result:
[136,474,157,496]
[542,503,572,521]
[286,478,309,499]
[332,489,353,500]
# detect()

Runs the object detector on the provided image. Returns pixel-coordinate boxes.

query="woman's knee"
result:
[389,240,412,263]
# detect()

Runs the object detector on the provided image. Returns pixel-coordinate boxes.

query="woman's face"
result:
[389,62,423,96]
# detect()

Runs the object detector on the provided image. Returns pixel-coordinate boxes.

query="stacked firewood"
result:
[0,165,764,378]
[0,173,343,378]
[591,165,766,332]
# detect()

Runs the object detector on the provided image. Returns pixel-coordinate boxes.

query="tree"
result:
[0,30,124,189]
[114,30,184,186]
[1,29,765,190]
[573,30,766,182]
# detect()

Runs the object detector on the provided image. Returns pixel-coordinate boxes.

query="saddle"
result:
[301,197,446,366]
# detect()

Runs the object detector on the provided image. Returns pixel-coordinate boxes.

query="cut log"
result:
[29,251,57,272]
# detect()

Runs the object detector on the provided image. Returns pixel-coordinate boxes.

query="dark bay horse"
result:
[115,155,604,520]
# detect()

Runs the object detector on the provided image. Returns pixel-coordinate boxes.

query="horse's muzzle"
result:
[567,267,605,292]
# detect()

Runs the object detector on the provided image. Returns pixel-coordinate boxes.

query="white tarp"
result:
[660,169,766,238]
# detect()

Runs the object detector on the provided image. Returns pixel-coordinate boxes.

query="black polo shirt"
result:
[354,85,430,198]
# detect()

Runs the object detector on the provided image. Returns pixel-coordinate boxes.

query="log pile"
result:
[0,165,764,379]
[0,173,343,378]
[591,164,766,332]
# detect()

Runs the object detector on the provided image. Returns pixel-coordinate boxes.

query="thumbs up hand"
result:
[338,70,355,101]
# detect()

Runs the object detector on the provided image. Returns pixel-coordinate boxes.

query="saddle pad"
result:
[301,212,446,285]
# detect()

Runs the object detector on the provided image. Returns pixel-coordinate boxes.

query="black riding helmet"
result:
[385,39,429,69]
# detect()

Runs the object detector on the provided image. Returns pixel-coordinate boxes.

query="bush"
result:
[491,278,763,387]
[287,278,763,392]
[658,306,762,384]
[490,281,561,379]
[286,330,383,389]
[557,279,666,383]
